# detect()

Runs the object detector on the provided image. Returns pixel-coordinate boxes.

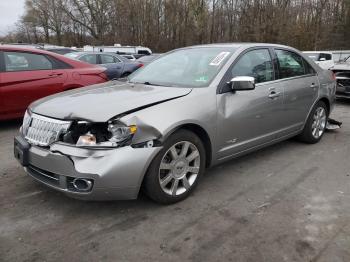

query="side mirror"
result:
[229,76,255,91]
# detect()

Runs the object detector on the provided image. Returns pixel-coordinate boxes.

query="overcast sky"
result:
[0,0,25,36]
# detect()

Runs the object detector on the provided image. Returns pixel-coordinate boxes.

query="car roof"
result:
[185,42,296,49]
[0,45,106,69]
[0,45,67,56]
[46,47,75,50]
[70,51,120,55]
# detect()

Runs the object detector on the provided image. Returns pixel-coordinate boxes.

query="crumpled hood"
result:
[30,81,192,122]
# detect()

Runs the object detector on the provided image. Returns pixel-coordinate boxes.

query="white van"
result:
[303,51,334,70]
[83,44,152,55]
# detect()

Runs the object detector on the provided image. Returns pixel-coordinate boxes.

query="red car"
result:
[0,46,108,120]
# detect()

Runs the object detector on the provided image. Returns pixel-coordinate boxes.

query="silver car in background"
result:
[14,43,336,204]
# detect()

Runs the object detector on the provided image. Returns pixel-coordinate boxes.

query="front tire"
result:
[144,130,206,204]
[298,101,328,144]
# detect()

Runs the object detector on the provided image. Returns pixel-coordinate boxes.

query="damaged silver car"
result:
[14,43,336,204]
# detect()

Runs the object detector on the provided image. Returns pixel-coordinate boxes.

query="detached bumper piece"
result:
[326,118,342,131]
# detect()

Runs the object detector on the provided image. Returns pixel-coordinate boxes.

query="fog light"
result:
[72,178,93,192]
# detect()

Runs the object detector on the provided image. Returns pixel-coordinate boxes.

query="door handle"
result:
[310,83,317,89]
[268,91,281,99]
[49,72,63,77]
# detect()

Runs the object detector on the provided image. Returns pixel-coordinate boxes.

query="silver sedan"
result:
[14,43,336,204]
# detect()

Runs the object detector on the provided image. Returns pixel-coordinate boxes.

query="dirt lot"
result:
[0,101,349,262]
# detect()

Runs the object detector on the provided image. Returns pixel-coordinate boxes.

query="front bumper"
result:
[14,135,161,200]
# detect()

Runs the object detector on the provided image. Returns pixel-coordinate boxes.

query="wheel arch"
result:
[302,96,331,130]
[165,123,213,168]
[318,97,330,115]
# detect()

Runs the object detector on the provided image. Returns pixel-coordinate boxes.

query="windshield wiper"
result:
[129,80,173,87]
[143,81,162,86]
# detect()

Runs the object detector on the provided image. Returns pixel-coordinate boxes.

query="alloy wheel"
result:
[158,141,200,196]
[312,107,327,139]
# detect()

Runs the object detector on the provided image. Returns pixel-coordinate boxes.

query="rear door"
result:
[0,51,65,118]
[273,49,318,135]
[99,54,123,79]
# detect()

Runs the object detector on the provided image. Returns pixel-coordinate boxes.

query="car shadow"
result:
[0,119,22,131]
[336,98,350,105]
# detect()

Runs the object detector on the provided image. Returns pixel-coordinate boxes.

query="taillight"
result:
[331,71,336,81]
[138,63,144,68]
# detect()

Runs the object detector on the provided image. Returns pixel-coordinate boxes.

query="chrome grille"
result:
[25,114,71,146]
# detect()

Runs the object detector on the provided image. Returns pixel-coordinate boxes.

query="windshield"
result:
[138,55,159,63]
[129,47,237,87]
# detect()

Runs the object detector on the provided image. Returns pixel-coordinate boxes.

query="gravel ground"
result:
[0,100,349,262]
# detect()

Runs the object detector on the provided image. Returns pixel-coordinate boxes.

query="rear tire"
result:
[298,101,328,144]
[144,130,206,204]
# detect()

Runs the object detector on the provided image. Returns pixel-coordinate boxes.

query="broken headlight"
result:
[71,121,137,147]
[108,122,137,144]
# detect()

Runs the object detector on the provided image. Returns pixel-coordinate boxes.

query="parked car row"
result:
[65,52,144,80]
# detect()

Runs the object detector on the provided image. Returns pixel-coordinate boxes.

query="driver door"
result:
[216,48,285,160]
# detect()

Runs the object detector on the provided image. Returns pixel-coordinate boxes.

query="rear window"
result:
[4,51,53,72]
[80,54,98,64]
[100,54,121,64]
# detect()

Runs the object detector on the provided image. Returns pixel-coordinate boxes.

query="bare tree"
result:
[3,0,349,51]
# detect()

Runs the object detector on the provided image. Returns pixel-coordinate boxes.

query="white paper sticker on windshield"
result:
[210,52,230,66]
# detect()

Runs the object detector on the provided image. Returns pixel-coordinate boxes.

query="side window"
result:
[231,49,274,84]
[80,54,98,64]
[275,49,305,79]
[100,54,117,64]
[4,52,52,72]
[303,59,316,75]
